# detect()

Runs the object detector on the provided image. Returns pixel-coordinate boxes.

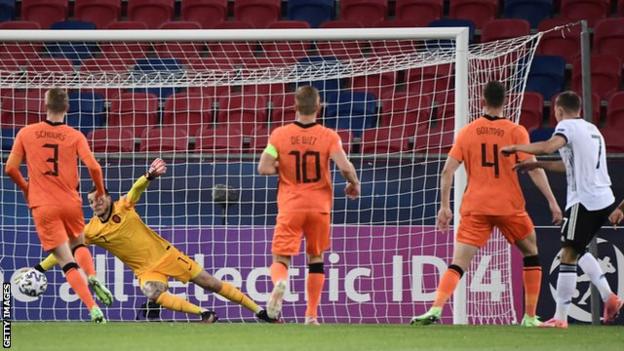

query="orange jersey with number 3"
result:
[268,122,342,213]
[449,116,532,216]
[10,121,96,208]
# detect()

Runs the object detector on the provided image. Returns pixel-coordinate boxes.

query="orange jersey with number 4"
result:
[268,122,342,213]
[10,121,97,208]
[449,116,531,216]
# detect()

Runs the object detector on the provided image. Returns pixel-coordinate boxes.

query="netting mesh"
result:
[0,30,541,324]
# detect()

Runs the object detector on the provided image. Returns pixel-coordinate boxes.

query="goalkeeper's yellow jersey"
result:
[84,176,171,274]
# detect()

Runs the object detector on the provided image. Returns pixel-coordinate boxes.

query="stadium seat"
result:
[548,92,600,126]
[262,21,311,64]
[270,93,296,125]
[405,63,453,105]
[0,22,41,66]
[74,0,121,28]
[0,20,40,29]
[47,21,98,65]
[572,54,621,101]
[593,18,624,60]
[87,127,135,152]
[560,0,608,28]
[296,56,343,101]
[108,92,159,138]
[414,118,454,153]
[1,128,18,151]
[287,0,334,28]
[155,21,204,63]
[601,127,624,152]
[606,92,624,129]
[217,95,268,135]
[207,40,256,64]
[380,92,433,136]
[0,90,45,127]
[394,0,443,27]
[503,0,553,28]
[0,0,16,22]
[518,92,544,132]
[21,0,68,29]
[214,20,253,29]
[181,0,227,28]
[448,0,499,29]
[340,0,388,27]
[80,57,131,99]
[537,18,581,64]
[133,57,184,100]
[127,0,174,29]
[317,21,363,59]
[26,57,74,73]
[101,21,150,61]
[323,91,378,136]
[428,18,476,44]
[162,92,214,134]
[195,126,244,153]
[619,0,624,17]
[481,19,530,43]
[66,92,106,135]
[361,127,407,153]
[140,127,189,152]
[234,0,281,28]
[0,53,20,71]
[525,55,566,100]
[350,72,397,100]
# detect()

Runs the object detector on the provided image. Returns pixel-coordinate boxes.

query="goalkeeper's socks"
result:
[156,292,203,315]
[522,255,542,317]
[432,265,463,308]
[305,263,325,319]
[37,254,58,272]
[270,261,289,285]
[63,263,96,310]
[218,281,261,314]
[578,253,612,302]
[554,264,577,321]
[73,244,96,277]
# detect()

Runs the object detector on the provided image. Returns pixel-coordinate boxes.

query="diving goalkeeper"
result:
[36,158,279,323]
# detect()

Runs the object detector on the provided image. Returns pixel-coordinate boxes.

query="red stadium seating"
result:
[0,20,41,29]
[405,63,453,105]
[549,92,600,126]
[181,0,228,28]
[606,92,624,129]
[449,0,499,29]
[394,0,443,27]
[0,90,45,127]
[101,21,150,61]
[601,127,624,152]
[537,18,581,64]
[317,20,363,59]
[518,92,544,132]
[270,93,296,125]
[80,57,132,99]
[162,92,213,134]
[361,127,407,153]
[560,0,609,28]
[262,21,311,64]
[139,127,189,151]
[0,22,41,66]
[380,93,433,136]
[0,53,20,72]
[214,20,253,29]
[593,18,624,60]
[21,0,68,29]
[26,57,74,73]
[127,0,174,29]
[87,127,135,152]
[340,0,388,27]
[155,21,205,63]
[74,0,121,29]
[619,0,624,17]
[414,119,454,153]
[108,92,159,137]
[195,126,244,153]
[350,72,397,99]
[234,0,281,28]
[217,95,268,135]
[572,54,621,101]
[481,19,531,42]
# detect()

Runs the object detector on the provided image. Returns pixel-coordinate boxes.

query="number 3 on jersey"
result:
[481,143,499,178]
[42,143,59,176]
[288,150,321,183]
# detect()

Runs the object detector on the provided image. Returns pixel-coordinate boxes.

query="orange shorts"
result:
[457,212,535,248]
[272,212,330,256]
[136,246,203,288]
[32,205,84,251]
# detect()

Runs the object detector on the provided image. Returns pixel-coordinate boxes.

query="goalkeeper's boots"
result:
[410,307,441,326]
[90,306,107,324]
[603,293,624,324]
[520,314,542,327]
[88,276,114,306]
[256,309,283,323]
[200,310,218,323]
[267,280,287,319]
[539,318,568,329]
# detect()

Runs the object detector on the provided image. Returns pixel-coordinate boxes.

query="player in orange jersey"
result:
[410,81,562,327]
[4,88,110,322]
[258,86,360,325]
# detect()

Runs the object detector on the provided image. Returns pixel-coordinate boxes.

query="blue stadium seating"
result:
[1,128,18,151]
[427,18,475,48]
[66,92,106,135]
[323,91,378,136]
[503,0,553,28]
[133,57,183,100]
[47,20,98,64]
[296,56,342,101]
[0,0,15,22]
[287,0,335,28]
[526,55,566,99]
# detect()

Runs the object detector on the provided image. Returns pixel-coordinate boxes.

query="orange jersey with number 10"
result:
[268,122,342,213]
[449,115,532,216]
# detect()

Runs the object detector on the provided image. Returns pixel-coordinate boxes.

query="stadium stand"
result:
[503,0,553,28]
[0,0,16,22]
[560,0,609,27]
[127,0,174,29]
[287,0,335,27]
[74,0,121,29]
[449,0,499,29]
[340,0,388,27]
[526,55,566,100]
[21,0,68,29]
[234,0,281,28]
[394,0,443,27]
[181,0,228,28]
[480,19,530,42]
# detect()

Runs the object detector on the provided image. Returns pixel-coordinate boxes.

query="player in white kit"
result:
[502,91,623,328]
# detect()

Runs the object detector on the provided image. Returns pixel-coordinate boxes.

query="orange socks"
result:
[305,269,325,318]
[63,263,96,310]
[432,265,463,308]
[523,255,542,317]
[73,245,96,277]
[270,261,289,285]
[156,292,203,315]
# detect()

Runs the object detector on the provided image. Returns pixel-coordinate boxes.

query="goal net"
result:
[0,28,540,324]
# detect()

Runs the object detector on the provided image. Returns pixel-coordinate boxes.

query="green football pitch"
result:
[9,322,624,351]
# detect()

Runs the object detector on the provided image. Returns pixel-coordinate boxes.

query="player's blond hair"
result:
[295,86,320,116]
[45,88,68,114]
